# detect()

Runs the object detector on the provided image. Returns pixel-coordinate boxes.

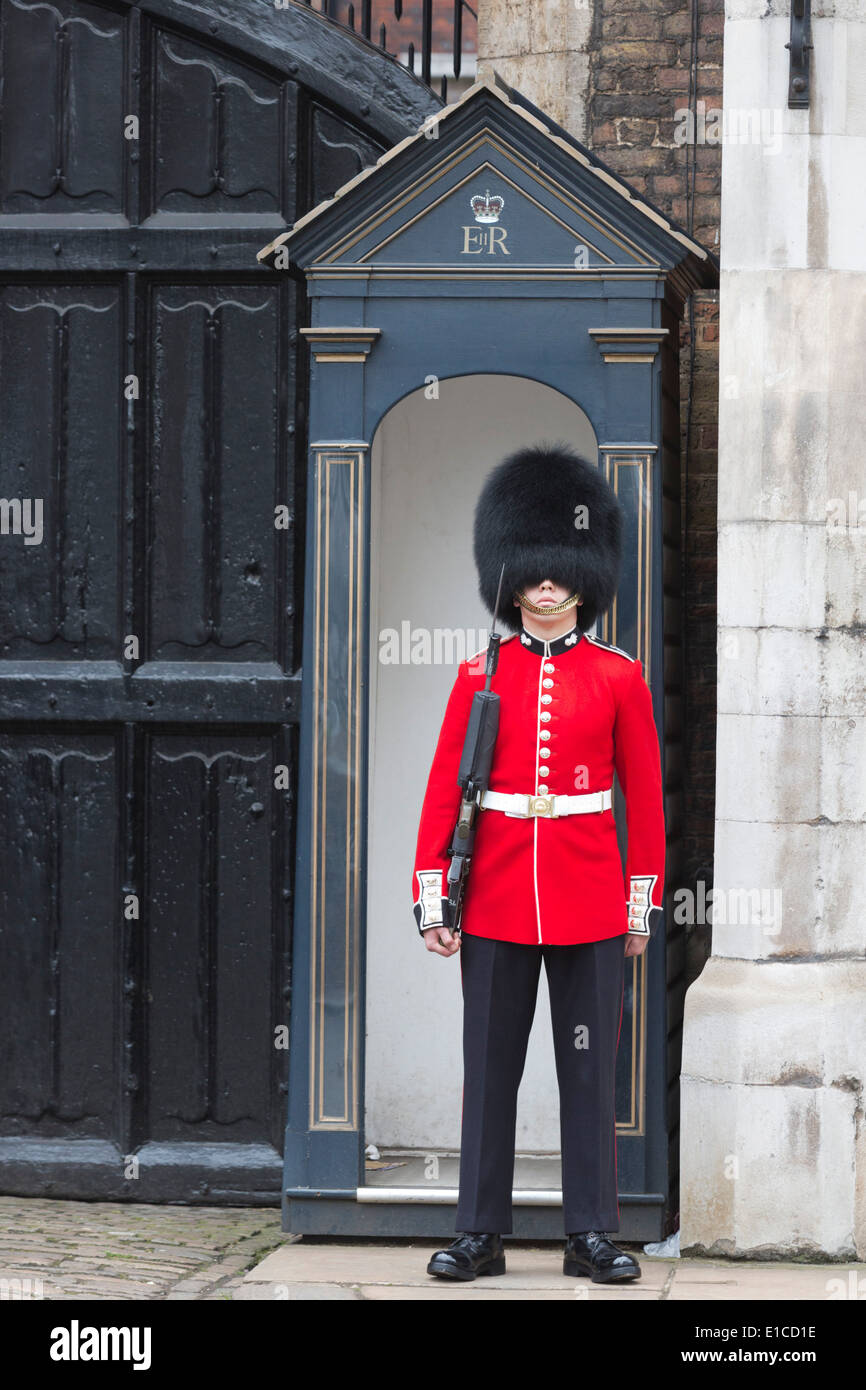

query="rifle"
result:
[443,564,505,934]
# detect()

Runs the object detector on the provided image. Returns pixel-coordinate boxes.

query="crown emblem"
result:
[470,188,504,224]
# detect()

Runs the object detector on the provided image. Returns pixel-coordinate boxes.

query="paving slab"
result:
[244,1240,671,1290]
[233,1282,362,1301]
[2,1195,864,1301]
[242,1241,866,1301]
[670,1259,861,1301]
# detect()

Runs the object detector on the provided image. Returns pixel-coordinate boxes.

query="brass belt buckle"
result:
[529,794,556,817]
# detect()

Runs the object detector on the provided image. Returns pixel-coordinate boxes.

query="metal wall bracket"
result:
[786,0,813,108]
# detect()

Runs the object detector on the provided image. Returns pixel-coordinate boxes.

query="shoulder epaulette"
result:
[583,633,634,663]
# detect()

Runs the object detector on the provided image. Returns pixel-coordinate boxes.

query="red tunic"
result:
[411,623,666,946]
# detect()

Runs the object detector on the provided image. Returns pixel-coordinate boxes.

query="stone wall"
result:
[681,0,866,1258]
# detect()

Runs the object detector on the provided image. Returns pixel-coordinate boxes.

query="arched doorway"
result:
[365,374,597,1171]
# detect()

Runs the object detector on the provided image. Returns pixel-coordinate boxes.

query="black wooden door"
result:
[0,0,435,1202]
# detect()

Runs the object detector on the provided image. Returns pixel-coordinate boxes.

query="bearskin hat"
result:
[472,440,623,634]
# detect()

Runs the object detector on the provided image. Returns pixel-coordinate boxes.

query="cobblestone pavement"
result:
[0,1197,295,1301]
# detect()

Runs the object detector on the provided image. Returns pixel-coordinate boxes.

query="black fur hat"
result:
[473,440,623,633]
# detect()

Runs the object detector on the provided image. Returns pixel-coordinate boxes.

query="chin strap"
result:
[515,590,582,616]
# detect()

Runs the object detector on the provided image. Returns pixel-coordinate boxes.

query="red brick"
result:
[603,0,678,12]
[653,174,684,195]
[662,12,694,38]
[696,193,721,219]
[694,227,721,253]
[696,142,723,167]
[685,499,718,527]
[657,66,691,90]
[592,120,618,144]
[591,67,623,94]
[657,115,690,147]
[695,72,724,96]
[601,146,672,172]
[689,399,720,425]
[607,93,670,117]
[615,116,660,144]
[689,374,720,400]
[621,68,679,94]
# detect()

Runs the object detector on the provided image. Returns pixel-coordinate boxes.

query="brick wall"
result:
[586,0,722,965]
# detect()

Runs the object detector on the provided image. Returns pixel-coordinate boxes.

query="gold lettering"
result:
[460,226,485,254]
[487,226,509,254]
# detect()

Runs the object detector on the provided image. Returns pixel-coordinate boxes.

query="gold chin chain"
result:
[515,590,582,616]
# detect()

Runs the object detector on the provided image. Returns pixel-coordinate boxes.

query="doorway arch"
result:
[365,374,598,1162]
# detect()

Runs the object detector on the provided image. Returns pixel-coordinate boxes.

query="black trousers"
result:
[455,930,625,1236]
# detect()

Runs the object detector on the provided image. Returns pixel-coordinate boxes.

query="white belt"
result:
[480,788,613,819]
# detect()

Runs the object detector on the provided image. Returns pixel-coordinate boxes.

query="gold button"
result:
[544,663,555,673]
[541,694,552,704]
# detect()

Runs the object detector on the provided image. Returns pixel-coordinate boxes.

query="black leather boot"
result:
[563,1230,641,1283]
[426,1232,506,1281]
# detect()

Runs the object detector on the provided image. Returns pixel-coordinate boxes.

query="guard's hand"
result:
[422,925,461,957]
[624,933,649,957]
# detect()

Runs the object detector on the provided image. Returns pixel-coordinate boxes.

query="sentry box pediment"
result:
[258,71,718,304]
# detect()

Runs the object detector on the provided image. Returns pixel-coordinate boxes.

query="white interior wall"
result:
[365,373,598,1152]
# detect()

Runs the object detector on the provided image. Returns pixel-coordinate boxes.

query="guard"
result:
[410,441,666,1284]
